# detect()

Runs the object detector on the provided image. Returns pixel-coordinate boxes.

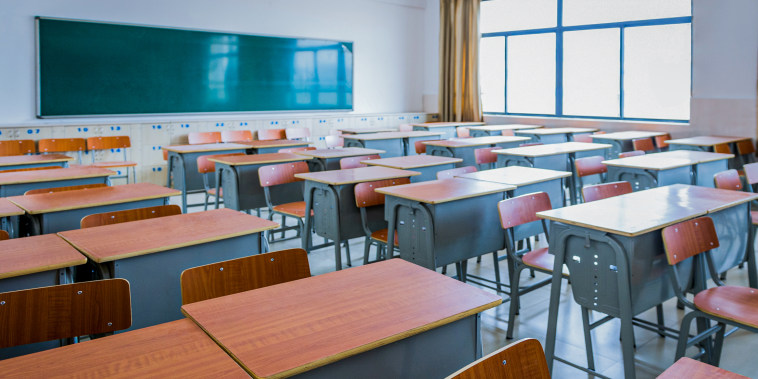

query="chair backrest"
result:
[196,153,245,174]
[446,338,550,379]
[0,230,9,240]
[662,216,719,265]
[80,204,182,228]
[575,155,607,177]
[737,140,756,155]
[415,140,429,154]
[285,127,311,140]
[277,147,316,153]
[573,134,593,143]
[593,131,606,135]
[501,130,515,136]
[713,143,732,154]
[582,181,633,202]
[180,248,311,305]
[398,124,413,132]
[220,130,253,143]
[187,132,221,145]
[86,136,131,150]
[457,127,471,138]
[743,162,758,185]
[258,161,309,187]
[0,166,63,174]
[618,150,645,158]
[0,279,131,349]
[38,138,86,153]
[654,133,671,149]
[324,135,344,148]
[257,129,286,141]
[354,178,411,208]
[474,147,499,165]
[519,142,543,147]
[436,166,478,180]
[24,183,108,195]
[339,154,382,169]
[632,137,655,152]
[498,192,552,229]
[0,140,35,156]
[713,169,742,191]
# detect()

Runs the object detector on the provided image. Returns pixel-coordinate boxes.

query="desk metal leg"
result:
[746,206,758,288]
[568,154,578,205]
[214,167,224,210]
[326,185,344,271]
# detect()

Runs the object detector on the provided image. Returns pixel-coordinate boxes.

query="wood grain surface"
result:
[375,178,513,204]
[515,127,597,135]
[589,131,667,141]
[423,136,530,147]
[456,166,570,186]
[0,234,87,279]
[208,152,310,166]
[0,154,73,167]
[295,166,419,185]
[657,357,749,379]
[363,155,462,169]
[237,140,310,148]
[293,147,385,158]
[80,204,182,228]
[665,136,751,147]
[0,198,24,217]
[466,124,543,132]
[342,131,443,141]
[0,166,114,185]
[494,142,612,157]
[162,143,250,153]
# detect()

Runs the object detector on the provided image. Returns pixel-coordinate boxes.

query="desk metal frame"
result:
[0,175,109,197]
[607,159,728,191]
[166,147,248,211]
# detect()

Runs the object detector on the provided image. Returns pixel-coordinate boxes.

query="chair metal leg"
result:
[491,252,502,293]
[581,306,596,371]
[344,240,352,267]
[363,237,371,265]
[712,322,726,366]
[506,259,520,340]
[675,311,698,361]
[656,304,666,337]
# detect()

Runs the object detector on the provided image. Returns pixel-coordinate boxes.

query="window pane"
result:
[564,0,691,26]
[563,29,620,117]
[481,0,557,33]
[507,33,556,114]
[480,37,505,113]
[624,24,691,120]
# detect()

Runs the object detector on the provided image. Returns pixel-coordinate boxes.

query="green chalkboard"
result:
[37,18,353,117]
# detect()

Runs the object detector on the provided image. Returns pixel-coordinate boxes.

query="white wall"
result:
[0,0,428,124]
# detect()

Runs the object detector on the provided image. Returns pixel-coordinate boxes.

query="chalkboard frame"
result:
[35,17,354,118]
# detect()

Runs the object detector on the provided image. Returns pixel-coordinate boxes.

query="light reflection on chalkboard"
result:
[208,36,239,104]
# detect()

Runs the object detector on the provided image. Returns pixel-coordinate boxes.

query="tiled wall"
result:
[0,112,437,185]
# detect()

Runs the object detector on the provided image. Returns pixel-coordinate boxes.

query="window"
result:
[480,0,691,121]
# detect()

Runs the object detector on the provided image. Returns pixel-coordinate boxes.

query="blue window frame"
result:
[480,0,692,122]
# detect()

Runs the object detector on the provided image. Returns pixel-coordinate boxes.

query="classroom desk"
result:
[466,124,543,137]
[8,183,180,235]
[343,131,443,157]
[0,153,73,171]
[363,155,462,182]
[58,208,278,331]
[0,198,23,238]
[411,121,486,139]
[603,150,733,190]
[0,319,250,378]
[538,185,758,379]
[590,131,668,158]
[210,153,311,212]
[456,166,571,210]
[238,139,312,154]
[657,357,749,379]
[376,178,514,271]
[293,147,385,171]
[514,127,597,144]
[423,136,531,167]
[181,259,502,379]
[338,127,398,134]
[494,142,612,205]
[164,143,250,211]
[0,166,114,197]
[296,166,419,270]
[666,135,752,169]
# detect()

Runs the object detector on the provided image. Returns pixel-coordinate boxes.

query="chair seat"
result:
[272,201,313,218]
[694,285,758,329]
[521,247,554,272]
[370,228,399,245]
[91,161,138,168]
[207,188,221,197]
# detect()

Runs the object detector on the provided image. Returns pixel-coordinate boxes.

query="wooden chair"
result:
[24,183,107,195]
[354,178,411,263]
[713,169,743,191]
[436,166,478,180]
[277,147,316,153]
[714,143,732,154]
[0,230,9,240]
[737,140,756,165]
[339,154,381,169]
[188,131,222,145]
[618,150,645,158]
[0,140,35,156]
[575,155,607,200]
[257,129,286,141]
[573,134,593,143]
[324,134,343,148]
[285,127,311,141]
[414,140,430,154]
[654,133,671,151]
[474,147,499,170]
[446,338,550,379]
[0,279,131,352]
[86,136,137,184]
[742,162,758,192]
[0,166,63,173]
[456,127,471,138]
[658,357,749,379]
[196,153,245,210]
[180,248,310,305]
[661,216,758,365]
[80,204,182,228]
[258,161,313,241]
[38,138,86,164]
[220,130,253,143]
[582,181,633,202]
[632,137,656,152]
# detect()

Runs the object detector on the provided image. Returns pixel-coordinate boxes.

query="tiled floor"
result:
[179,194,758,378]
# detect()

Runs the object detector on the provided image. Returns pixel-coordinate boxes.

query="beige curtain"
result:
[439,0,482,122]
